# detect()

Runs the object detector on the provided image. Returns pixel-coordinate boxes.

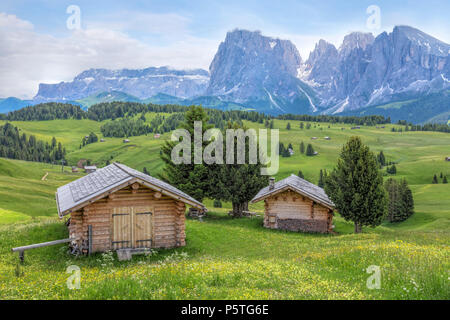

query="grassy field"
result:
[0,115,449,299]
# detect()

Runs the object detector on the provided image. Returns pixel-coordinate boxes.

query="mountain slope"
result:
[0,97,34,113]
[304,26,450,114]
[342,90,450,124]
[207,29,316,114]
[34,67,210,101]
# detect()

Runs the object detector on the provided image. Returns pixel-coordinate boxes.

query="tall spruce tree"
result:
[325,137,387,233]
[306,144,315,156]
[385,178,414,222]
[209,122,267,217]
[318,169,325,188]
[432,174,439,184]
[300,141,305,154]
[160,105,213,202]
[377,151,386,167]
[443,176,448,184]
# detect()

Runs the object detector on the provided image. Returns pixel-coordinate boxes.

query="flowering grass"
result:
[0,213,448,300]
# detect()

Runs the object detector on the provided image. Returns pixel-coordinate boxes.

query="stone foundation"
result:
[276,218,329,233]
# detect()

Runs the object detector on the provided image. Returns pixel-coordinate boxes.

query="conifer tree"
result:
[300,141,305,154]
[432,174,439,184]
[209,122,267,218]
[306,144,315,156]
[160,105,213,202]
[325,137,387,233]
[443,176,448,184]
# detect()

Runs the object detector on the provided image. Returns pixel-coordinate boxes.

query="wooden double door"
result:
[112,206,153,250]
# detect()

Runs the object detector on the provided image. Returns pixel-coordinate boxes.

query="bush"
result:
[213,199,222,208]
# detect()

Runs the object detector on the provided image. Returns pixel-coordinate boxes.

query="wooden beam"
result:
[153,192,162,199]
[12,238,75,252]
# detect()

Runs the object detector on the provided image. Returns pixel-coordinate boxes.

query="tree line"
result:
[2,101,448,134]
[0,123,66,163]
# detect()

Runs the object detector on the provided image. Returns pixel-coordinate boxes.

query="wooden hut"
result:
[56,163,205,255]
[251,175,335,233]
[84,165,97,174]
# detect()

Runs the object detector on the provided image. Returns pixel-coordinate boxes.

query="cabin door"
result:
[112,207,132,250]
[133,206,153,248]
[111,206,153,250]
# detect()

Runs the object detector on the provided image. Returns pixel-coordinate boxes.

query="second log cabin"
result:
[251,175,335,233]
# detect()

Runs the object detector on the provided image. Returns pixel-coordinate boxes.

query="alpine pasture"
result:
[0,114,449,299]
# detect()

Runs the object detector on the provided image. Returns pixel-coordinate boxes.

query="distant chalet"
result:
[84,165,97,174]
[251,175,335,233]
[56,163,205,254]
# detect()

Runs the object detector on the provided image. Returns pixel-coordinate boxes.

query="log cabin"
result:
[56,162,205,254]
[251,175,335,233]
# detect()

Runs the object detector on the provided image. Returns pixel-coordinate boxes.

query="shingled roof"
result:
[251,174,335,209]
[56,162,205,217]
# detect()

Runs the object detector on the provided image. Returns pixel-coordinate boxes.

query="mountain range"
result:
[1,26,449,124]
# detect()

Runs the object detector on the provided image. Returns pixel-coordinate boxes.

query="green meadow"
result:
[0,115,449,299]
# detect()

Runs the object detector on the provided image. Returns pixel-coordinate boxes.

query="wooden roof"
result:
[56,163,205,217]
[251,174,335,210]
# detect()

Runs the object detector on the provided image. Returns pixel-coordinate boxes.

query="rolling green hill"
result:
[0,112,448,299]
[343,90,450,124]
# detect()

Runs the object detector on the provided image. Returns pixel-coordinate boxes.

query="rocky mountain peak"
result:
[206,29,308,112]
[339,32,374,56]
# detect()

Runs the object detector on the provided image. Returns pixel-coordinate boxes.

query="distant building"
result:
[288,148,294,156]
[84,166,97,174]
[351,126,361,130]
[311,137,318,140]
[77,159,88,169]
[324,137,331,140]
[71,166,79,173]
[154,134,161,139]
[313,151,319,156]
[100,139,105,142]
[123,139,130,143]
[446,157,450,162]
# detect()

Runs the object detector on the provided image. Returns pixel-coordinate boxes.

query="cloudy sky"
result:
[1,0,449,99]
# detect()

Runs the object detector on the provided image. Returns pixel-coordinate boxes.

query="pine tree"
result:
[400,179,414,220]
[269,120,274,129]
[377,151,386,167]
[298,170,305,179]
[160,105,213,202]
[385,178,414,222]
[443,176,448,184]
[306,144,315,156]
[300,141,305,154]
[286,122,291,130]
[325,137,387,233]
[210,122,267,218]
[143,167,149,175]
[318,169,325,188]
[213,199,222,208]
[387,164,397,175]
[300,122,304,129]
[432,174,439,184]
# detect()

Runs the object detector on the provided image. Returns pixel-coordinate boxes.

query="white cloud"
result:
[0,12,218,99]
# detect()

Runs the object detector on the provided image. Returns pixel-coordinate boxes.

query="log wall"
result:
[69,184,186,253]
[263,190,333,233]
